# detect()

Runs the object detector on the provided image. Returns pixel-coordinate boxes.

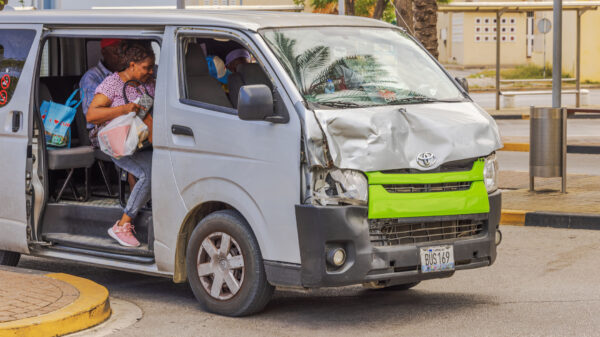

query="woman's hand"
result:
[87,94,143,125]
[122,102,144,114]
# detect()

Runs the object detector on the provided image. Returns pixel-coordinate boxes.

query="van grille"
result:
[383,182,471,193]
[369,217,485,246]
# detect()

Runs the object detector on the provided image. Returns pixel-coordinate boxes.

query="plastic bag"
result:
[98,112,148,159]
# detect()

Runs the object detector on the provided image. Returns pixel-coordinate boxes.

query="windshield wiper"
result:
[385,96,440,104]
[315,101,363,108]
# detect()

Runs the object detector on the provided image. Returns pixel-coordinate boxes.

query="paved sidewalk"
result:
[0,266,110,337]
[0,268,79,323]
[499,171,600,227]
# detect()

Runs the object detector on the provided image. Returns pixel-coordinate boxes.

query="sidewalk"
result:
[499,171,600,228]
[484,105,600,119]
[0,266,110,337]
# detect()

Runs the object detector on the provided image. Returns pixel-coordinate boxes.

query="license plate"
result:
[420,245,455,273]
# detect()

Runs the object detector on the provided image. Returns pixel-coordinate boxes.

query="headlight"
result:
[483,153,498,193]
[312,168,368,206]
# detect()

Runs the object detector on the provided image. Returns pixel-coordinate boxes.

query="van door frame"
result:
[0,24,44,254]
[32,27,164,243]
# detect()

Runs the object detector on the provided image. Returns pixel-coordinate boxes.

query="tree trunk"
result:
[344,0,355,15]
[394,0,414,34]
[413,0,439,59]
[372,0,387,20]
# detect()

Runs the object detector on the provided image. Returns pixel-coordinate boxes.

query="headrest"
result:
[186,44,209,77]
[237,63,270,88]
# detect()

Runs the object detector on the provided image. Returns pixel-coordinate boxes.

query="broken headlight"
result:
[483,153,498,193]
[312,168,368,206]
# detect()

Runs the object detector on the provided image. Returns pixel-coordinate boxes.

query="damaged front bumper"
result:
[294,190,501,288]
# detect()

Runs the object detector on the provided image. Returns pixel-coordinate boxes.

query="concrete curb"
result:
[0,273,111,337]
[500,142,600,154]
[501,210,600,229]
[492,113,600,120]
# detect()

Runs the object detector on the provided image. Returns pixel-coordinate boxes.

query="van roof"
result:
[0,10,394,31]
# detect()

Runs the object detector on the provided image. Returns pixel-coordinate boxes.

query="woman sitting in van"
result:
[86,42,155,247]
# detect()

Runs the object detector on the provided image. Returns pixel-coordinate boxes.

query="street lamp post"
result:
[177,0,185,9]
[552,0,562,108]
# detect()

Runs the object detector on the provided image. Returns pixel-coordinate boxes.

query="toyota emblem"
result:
[416,152,437,168]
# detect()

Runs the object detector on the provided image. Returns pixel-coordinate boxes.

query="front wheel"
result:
[0,250,20,266]
[186,210,274,317]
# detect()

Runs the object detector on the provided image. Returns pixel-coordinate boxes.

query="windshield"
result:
[260,27,466,109]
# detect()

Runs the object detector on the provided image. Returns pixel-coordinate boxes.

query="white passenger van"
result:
[0,10,503,316]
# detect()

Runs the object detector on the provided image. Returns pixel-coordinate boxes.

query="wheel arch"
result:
[173,201,265,284]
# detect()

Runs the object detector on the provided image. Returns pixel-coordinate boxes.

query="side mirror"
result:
[456,77,469,93]
[238,85,275,122]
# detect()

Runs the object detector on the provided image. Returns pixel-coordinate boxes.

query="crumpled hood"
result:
[313,102,503,172]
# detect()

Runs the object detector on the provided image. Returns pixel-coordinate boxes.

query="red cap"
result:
[100,39,121,49]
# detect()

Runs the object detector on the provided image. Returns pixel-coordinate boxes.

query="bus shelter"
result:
[438,1,600,110]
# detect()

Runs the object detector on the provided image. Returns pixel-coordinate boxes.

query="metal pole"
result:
[561,107,567,193]
[576,10,582,107]
[495,11,501,110]
[552,0,562,108]
[176,0,185,9]
[339,0,345,15]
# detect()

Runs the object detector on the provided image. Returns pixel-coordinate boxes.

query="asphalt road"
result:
[470,88,600,108]
[17,226,600,336]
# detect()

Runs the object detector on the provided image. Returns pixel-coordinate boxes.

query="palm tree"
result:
[266,32,390,101]
[413,0,439,59]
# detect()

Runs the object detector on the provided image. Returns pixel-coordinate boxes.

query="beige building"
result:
[438,1,600,82]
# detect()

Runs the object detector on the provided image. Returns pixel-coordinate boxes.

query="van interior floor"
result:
[41,199,155,264]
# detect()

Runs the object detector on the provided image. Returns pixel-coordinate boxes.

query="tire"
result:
[0,250,20,266]
[186,210,274,317]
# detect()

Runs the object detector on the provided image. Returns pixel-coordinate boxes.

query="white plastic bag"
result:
[98,112,148,159]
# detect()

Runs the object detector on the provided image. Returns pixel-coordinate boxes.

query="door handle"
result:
[12,111,22,133]
[171,124,194,137]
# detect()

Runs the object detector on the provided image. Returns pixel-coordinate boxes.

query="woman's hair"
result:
[124,42,155,65]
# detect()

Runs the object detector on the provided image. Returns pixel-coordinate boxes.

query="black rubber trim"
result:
[263,260,302,287]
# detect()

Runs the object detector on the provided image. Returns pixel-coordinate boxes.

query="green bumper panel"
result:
[366,160,490,219]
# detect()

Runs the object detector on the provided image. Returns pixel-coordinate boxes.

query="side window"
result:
[0,30,36,107]
[179,36,273,112]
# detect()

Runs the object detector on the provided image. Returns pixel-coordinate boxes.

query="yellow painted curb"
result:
[500,210,527,226]
[0,273,111,337]
[500,142,530,152]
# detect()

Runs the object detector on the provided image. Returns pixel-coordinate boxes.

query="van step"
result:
[43,233,154,258]
[47,244,155,264]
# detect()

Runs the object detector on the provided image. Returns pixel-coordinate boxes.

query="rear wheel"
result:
[0,250,20,266]
[186,210,274,317]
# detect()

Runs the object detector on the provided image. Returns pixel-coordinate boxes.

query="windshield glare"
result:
[260,27,465,108]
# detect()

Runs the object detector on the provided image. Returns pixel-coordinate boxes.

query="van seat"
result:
[185,44,232,108]
[47,146,95,171]
[228,63,271,108]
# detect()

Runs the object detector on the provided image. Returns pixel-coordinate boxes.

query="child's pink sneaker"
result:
[108,221,140,247]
